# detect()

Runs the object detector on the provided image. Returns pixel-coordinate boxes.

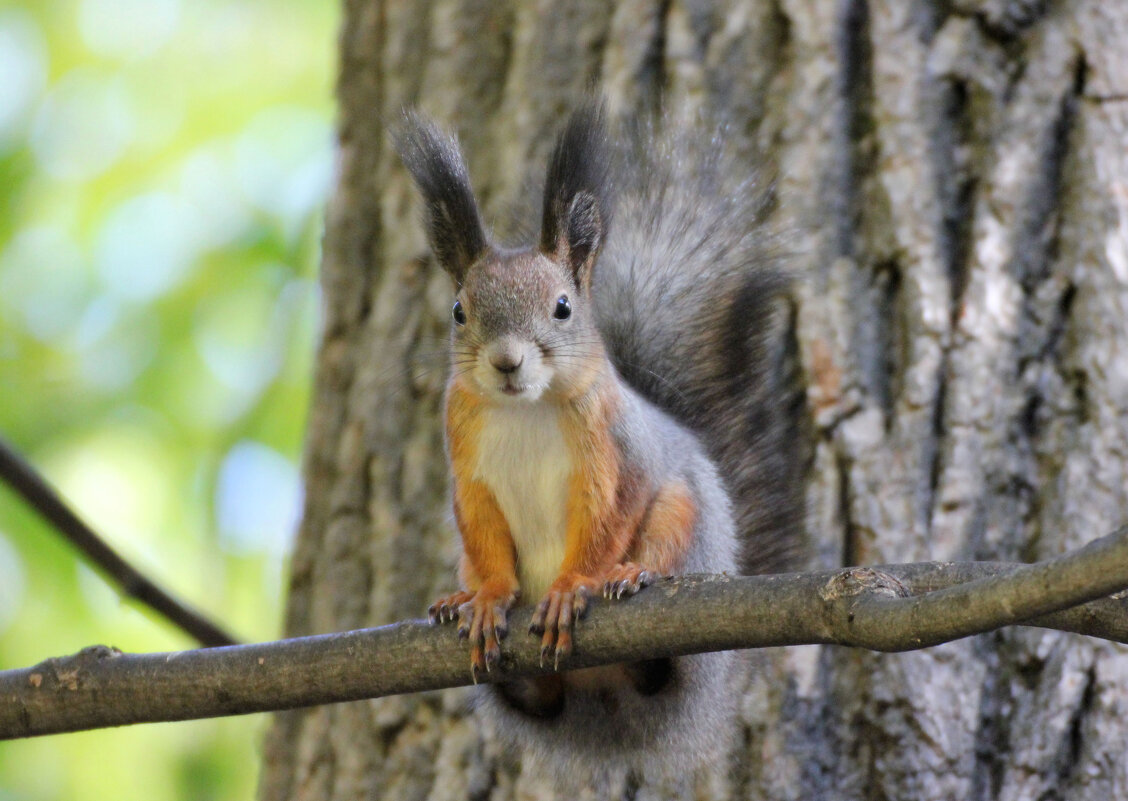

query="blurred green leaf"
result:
[0,0,336,798]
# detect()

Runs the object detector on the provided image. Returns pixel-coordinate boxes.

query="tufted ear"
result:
[539,101,611,290]
[394,111,488,285]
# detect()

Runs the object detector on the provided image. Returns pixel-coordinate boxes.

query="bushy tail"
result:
[594,118,807,573]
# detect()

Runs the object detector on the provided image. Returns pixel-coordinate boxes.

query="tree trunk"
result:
[259,1,1128,799]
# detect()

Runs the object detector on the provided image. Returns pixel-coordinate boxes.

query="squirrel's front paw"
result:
[455,586,516,677]
[602,561,663,599]
[529,574,596,669]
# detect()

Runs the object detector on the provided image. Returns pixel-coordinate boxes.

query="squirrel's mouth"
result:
[499,379,537,396]
[495,377,547,400]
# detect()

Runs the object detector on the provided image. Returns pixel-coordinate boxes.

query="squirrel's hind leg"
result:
[601,562,660,598]
[602,480,697,598]
[428,590,474,624]
[602,481,696,695]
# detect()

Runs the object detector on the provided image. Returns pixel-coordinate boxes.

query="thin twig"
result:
[2,526,1127,740]
[0,435,238,648]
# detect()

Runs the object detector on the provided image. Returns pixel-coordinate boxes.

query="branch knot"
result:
[819,567,909,602]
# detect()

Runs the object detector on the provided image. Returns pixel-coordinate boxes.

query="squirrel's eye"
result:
[452,299,466,326]
[553,295,571,320]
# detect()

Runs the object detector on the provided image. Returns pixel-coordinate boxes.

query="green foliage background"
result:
[0,1,337,798]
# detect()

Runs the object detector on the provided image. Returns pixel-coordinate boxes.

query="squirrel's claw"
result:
[530,578,592,669]
[428,590,474,624]
[449,588,513,679]
[602,562,661,600]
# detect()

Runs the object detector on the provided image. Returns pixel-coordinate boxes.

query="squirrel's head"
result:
[396,103,611,404]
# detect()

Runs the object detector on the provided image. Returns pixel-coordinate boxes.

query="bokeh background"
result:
[0,0,338,798]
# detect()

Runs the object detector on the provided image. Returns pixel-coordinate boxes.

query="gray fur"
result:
[596,121,806,573]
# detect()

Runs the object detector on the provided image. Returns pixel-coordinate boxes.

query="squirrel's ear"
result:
[394,111,487,284]
[561,191,602,282]
[540,101,610,289]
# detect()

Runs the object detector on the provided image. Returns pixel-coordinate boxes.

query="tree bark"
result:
[259,2,1128,799]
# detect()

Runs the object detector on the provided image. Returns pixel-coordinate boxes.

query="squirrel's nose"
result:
[490,353,524,374]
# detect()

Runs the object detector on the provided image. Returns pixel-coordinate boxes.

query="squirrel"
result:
[395,101,803,783]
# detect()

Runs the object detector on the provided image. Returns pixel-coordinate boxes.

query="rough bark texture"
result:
[259,2,1128,799]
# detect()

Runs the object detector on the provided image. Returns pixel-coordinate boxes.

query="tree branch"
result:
[3,525,1128,740]
[0,435,238,648]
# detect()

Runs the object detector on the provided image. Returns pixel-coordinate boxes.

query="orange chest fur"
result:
[447,384,623,596]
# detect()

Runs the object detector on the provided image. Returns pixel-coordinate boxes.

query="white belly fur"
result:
[473,404,571,600]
